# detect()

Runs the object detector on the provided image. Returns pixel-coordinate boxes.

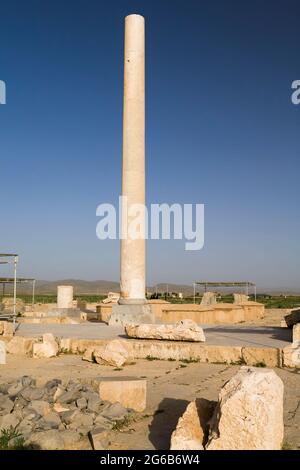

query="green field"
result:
[1,293,300,309]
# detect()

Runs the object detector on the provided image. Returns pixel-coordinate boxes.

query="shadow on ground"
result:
[148,397,189,449]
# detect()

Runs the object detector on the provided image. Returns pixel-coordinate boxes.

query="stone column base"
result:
[108,303,155,327]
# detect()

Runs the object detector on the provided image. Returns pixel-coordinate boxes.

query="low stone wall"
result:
[96,301,264,325]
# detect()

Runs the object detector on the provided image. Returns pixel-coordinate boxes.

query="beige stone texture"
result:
[96,304,113,323]
[241,347,281,368]
[125,320,205,342]
[282,342,300,368]
[6,336,37,355]
[170,398,216,450]
[57,285,73,309]
[148,299,170,317]
[200,292,217,306]
[33,333,59,359]
[293,323,300,343]
[98,378,146,412]
[3,321,14,337]
[207,366,284,450]
[93,339,134,367]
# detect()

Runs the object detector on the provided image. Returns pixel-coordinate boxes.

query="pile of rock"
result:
[0,376,136,450]
[171,367,284,450]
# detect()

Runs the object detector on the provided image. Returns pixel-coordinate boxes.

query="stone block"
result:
[93,339,134,367]
[33,333,59,359]
[6,336,36,356]
[98,377,146,412]
[89,427,109,450]
[170,398,216,450]
[109,303,154,327]
[283,342,300,368]
[125,319,205,342]
[206,367,284,450]
[242,347,281,367]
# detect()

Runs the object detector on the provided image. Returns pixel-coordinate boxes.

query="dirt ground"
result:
[1,354,299,450]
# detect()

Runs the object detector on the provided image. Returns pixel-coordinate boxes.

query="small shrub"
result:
[0,427,25,450]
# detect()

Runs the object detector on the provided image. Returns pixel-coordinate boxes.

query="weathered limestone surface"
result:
[293,324,300,343]
[0,341,6,364]
[170,398,216,450]
[7,336,37,356]
[200,292,217,306]
[57,285,73,309]
[98,378,146,412]
[207,367,284,450]
[93,339,134,368]
[284,309,300,328]
[109,304,154,327]
[125,320,206,342]
[3,321,14,337]
[233,293,249,303]
[33,333,59,359]
[241,347,281,368]
[283,342,300,368]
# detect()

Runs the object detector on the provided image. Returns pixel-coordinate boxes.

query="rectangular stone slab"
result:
[98,377,146,412]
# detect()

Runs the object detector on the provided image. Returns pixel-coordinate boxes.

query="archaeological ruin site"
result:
[1,7,299,458]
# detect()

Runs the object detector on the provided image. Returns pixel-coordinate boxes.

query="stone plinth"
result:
[108,303,154,327]
[125,320,206,342]
[57,286,73,309]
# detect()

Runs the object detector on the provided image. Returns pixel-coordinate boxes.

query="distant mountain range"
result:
[6,279,300,295]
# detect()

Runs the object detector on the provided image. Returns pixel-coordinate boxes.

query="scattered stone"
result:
[33,333,59,358]
[206,367,284,450]
[53,403,70,413]
[7,381,23,397]
[0,411,21,430]
[102,402,129,421]
[125,320,206,342]
[170,398,216,450]
[21,386,45,401]
[43,411,61,427]
[57,388,81,404]
[89,427,109,450]
[94,415,114,430]
[68,412,94,430]
[283,342,300,368]
[0,395,14,415]
[86,393,102,413]
[93,339,134,368]
[53,384,65,402]
[29,400,51,417]
[20,376,36,387]
[76,397,87,410]
[0,340,6,364]
[26,429,65,450]
[98,378,146,412]
[284,309,300,328]
[60,429,83,448]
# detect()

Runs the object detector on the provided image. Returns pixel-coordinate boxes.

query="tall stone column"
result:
[109,14,153,326]
[120,14,145,304]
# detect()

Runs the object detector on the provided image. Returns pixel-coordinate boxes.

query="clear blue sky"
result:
[0,0,299,289]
